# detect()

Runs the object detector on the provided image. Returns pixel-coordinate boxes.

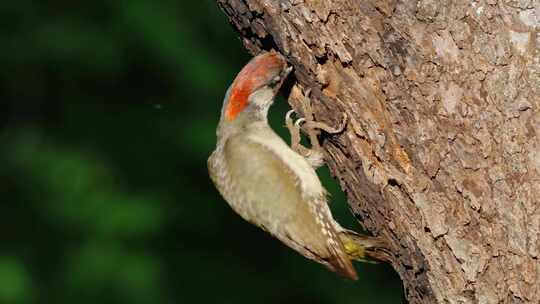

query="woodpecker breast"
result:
[208,122,357,280]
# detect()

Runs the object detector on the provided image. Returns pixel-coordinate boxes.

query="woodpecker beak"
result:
[270,66,293,94]
[281,66,293,80]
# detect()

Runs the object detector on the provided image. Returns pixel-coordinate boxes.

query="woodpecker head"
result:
[220,51,291,125]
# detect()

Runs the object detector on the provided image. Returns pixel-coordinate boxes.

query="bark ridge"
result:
[216,1,540,303]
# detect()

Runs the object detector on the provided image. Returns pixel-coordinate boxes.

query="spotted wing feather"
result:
[208,124,356,279]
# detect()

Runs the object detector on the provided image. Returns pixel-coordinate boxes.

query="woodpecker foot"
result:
[285,88,347,169]
[286,109,325,168]
[286,109,310,157]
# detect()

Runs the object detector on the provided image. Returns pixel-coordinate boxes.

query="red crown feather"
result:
[225,52,286,121]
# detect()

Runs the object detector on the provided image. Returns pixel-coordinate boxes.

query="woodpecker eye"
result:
[268,75,281,86]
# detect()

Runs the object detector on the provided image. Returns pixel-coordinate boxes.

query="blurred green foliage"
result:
[1,1,402,303]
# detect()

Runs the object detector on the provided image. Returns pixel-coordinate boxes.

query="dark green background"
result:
[1,1,402,303]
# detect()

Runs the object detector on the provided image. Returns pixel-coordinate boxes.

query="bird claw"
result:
[285,109,296,121]
[285,109,296,130]
[295,118,306,127]
[285,87,348,169]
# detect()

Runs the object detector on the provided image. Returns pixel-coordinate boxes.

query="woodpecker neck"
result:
[216,105,271,142]
[217,86,275,141]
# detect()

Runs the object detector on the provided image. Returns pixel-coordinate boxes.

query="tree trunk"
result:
[215,1,540,303]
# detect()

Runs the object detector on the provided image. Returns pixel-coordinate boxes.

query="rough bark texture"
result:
[216,1,540,303]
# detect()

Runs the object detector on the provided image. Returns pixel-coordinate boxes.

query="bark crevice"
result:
[216,1,540,303]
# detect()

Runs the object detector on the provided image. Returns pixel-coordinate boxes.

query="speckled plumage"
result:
[208,52,357,279]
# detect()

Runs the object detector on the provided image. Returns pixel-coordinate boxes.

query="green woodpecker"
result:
[208,51,386,280]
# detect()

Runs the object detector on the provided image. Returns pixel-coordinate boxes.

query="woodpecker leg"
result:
[286,110,311,157]
[299,89,348,151]
[286,111,324,168]
[286,88,347,169]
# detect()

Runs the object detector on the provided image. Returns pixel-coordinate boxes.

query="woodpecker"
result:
[208,51,386,280]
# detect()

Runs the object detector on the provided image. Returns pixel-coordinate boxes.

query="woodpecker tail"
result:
[325,241,359,280]
[339,229,392,263]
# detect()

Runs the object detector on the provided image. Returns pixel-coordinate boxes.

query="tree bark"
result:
[215,1,540,303]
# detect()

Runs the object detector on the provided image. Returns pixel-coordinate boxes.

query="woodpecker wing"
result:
[210,124,357,279]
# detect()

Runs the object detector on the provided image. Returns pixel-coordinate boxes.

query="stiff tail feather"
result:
[339,229,392,263]
[326,240,358,280]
